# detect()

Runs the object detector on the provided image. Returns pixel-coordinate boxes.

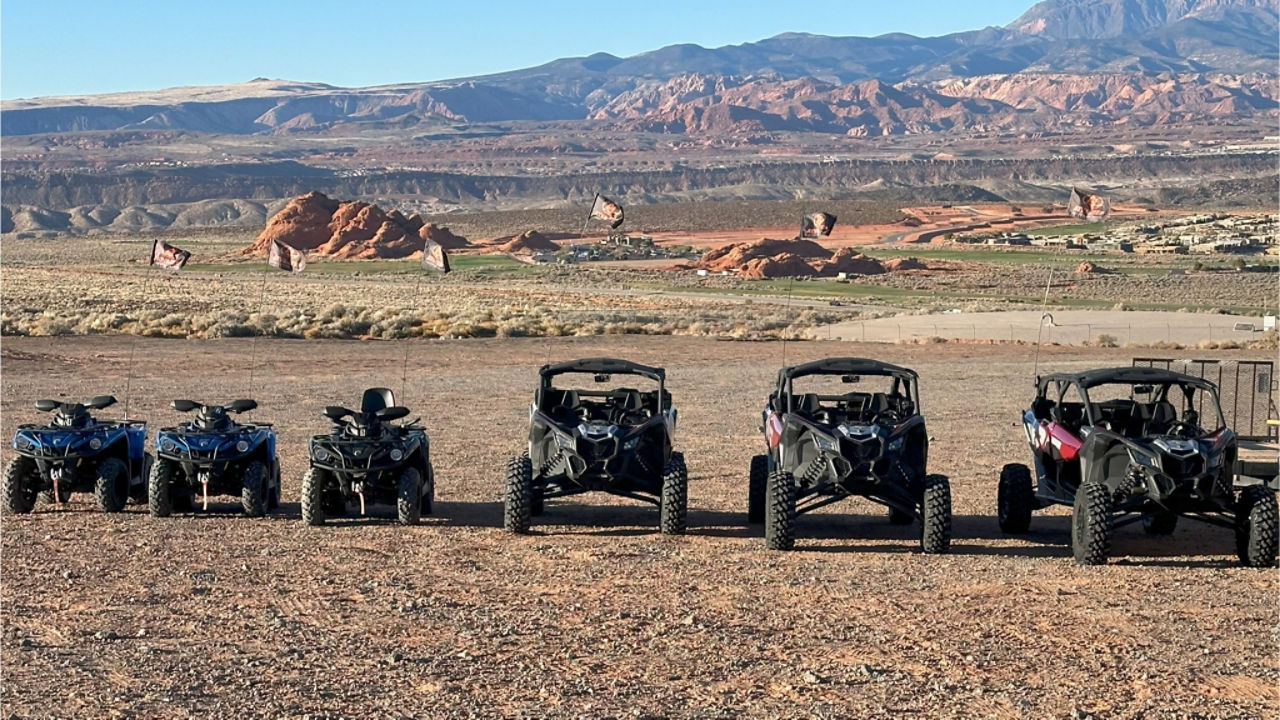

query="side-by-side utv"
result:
[504,358,686,535]
[751,358,951,552]
[1000,367,1276,567]
[5,396,149,513]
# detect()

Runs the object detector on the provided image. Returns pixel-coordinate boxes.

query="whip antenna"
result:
[122,333,139,421]
[401,272,424,403]
[780,275,796,367]
[247,269,269,397]
[1033,268,1055,379]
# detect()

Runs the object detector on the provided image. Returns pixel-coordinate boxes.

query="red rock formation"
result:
[698,237,830,273]
[244,191,471,259]
[737,253,820,279]
[883,257,927,272]
[816,248,886,276]
[494,230,560,253]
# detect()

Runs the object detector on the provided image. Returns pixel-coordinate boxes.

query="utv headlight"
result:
[887,438,904,452]
[1129,448,1160,469]
[389,448,404,462]
[235,440,250,453]
[554,433,574,450]
[813,434,838,453]
[88,437,103,450]
[313,448,331,463]
[622,438,638,450]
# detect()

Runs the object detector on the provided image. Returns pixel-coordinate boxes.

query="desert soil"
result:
[1,336,1276,719]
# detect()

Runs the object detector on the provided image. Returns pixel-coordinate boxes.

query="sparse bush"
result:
[1087,333,1119,348]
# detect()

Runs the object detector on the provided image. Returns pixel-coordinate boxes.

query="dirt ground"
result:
[1,336,1276,719]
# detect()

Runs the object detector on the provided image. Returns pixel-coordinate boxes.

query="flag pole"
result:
[780,275,796,367]
[1033,268,1054,380]
[400,271,424,403]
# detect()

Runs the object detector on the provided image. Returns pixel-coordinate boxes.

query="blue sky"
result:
[1,0,1032,99]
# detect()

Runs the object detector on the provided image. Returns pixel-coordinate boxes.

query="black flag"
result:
[1068,188,1111,222]
[150,239,191,269]
[588,193,624,230]
[800,212,837,238]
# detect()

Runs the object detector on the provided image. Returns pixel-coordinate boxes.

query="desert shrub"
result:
[1087,333,1119,348]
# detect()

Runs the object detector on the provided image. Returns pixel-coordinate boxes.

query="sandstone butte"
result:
[697,237,926,279]
[492,230,561,254]
[244,191,470,259]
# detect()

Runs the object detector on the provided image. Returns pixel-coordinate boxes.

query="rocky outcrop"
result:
[493,230,560,253]
[883,257,928,272]
[243,191,470,259]
[738,253,821,279]
[698,237,831,273]
[817,248,887,276]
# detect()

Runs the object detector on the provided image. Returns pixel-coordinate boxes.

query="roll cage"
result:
[1035,368,1225,438]
[774,358,920,423]
[536,358,670,427]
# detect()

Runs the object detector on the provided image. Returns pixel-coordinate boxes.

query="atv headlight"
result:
[390,448,404,462]
[88,437,103,450]
[313,447,330,463]
[813,434,838,453]
[159,438,177,453]
[16,436,33,451]
[554,432,574,450]
[235,440,250,453]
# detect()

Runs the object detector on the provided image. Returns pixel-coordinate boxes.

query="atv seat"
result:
[52,405,91,429]
[194,407,232,432]
[361,388,395,414]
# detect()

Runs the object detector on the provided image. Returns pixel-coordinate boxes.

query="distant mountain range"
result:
[2,0,1275,138]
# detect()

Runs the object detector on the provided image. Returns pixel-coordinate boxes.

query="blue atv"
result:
[4,395,150,513]
[149,399,280,517]
[300,388,434,526]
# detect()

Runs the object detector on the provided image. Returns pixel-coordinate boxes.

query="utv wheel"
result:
[1071,481,1113,566]
[503,455,533,533]
[747,454,767,524]
[2,456,39,515]
[148,458,177,517]
[888,508,914,525]
[1235,486,1278,568]
[997,463,1034,534]
[94,458,128,513]
[660,452,688,535]
[240,461,267,518]
[765,471,796,551]
[301,467,328,527]
[397,467,422,526]
[420,464,435,516]
[1141,509,1178,536]
[920,474,952,554]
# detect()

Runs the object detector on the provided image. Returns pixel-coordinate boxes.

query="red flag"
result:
[150,239,191,269]
[421,238,451,273]
[588,193,624,230]
[268,239,307,273]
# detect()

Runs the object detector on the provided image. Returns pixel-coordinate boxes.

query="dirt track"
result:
[1,336,1276,719]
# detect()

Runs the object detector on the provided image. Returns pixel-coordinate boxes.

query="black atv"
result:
[5,396,150,513]
[301,388,433,526]
[150,399,281,517]
[504,358,686,535]
[1001,366,1276,567]
[751,358,951,552]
